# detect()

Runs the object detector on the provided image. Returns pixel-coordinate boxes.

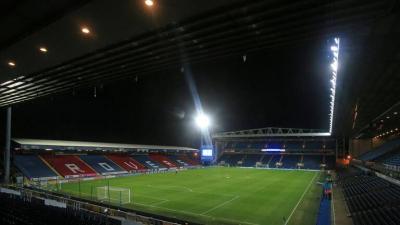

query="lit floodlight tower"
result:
[195,113,214,164]
[329,37,340,134]
[194,113,211,146]
[195,113,210,130]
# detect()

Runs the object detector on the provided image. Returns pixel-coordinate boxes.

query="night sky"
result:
[3,39,331,148]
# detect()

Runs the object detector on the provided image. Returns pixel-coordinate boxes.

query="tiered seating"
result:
[149,154,178,168]
[358,139,400,161]
[132,155,166,169]
[178,155,200,165]
[106,155,147,171]
[302,155,322,169]
[383,152,400,166]
[281,155,300,169]
[167,155,189,167]
[218,154,231,164]
[218,153,332,169]
[242,154,260,167]
[14,155,58,179]
[340,171,400,225]
[227,154,245,165]
[79,155,127,175]
[268,154,282,168]
[261,154,272,165]
[41,155,97,178]
[0,193,116,225]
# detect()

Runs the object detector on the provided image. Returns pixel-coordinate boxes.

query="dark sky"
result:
[2,39,331,148]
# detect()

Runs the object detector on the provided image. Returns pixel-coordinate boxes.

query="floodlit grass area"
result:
[59,167,322,225]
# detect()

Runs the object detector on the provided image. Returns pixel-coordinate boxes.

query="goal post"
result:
[96,186,131,205]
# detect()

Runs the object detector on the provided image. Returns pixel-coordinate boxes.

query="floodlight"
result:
[7,61,16,67]
[195,113,210,129]
[328,37,340,134]
[145,0,154,6]
[81,27,90,34]
[330,61,338,72]
[39,47,48,53]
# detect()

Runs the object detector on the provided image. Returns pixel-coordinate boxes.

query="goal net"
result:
[96,186,131,205]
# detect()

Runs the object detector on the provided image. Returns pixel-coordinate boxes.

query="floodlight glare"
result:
[328,37,340,134]
[195,114,210,129]
[145,0,154,6]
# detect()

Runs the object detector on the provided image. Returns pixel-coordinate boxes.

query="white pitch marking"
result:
[147,184,193,192]
[284,172,318,225]
[151,199,169,206]
[143,184,236,197]
[134,202,258,225]
[201,195,240,215]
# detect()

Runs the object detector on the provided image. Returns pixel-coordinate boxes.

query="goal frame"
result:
[96,186,131,205]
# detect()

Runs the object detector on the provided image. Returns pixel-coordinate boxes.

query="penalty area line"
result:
[134,201,258,225]
[201,195,240,215]
[284,172,318,225]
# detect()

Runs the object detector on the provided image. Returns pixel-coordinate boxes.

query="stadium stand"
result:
[167,155,189,167]
[383,152,400,166]
[358,139,400,161]
[13,153,200,180]
[79,155,127,175]
[0,192,117,225]
[178,155,200,165]
[266,154,282,168]
[218,152,334,170]
[106,155,147,171]
[303,155,323,169]
[218,153,231,165]
[132,155,166,169]
[14,155,58,179]
[281,155,300,169]
[339,168,400,225]
[149,154,178,168]
[242,154,261,167]
[41,155,97,178]
[223,154,245,166]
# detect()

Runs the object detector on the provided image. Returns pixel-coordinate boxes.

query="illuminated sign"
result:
[261,149,286,152]
[202,149,213,156]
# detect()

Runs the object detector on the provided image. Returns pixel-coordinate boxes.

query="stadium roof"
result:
[12,138,198,152]
[213,127,331,139]
[334,10,400,138]
[1,0,399,140]
[0,0,396,108]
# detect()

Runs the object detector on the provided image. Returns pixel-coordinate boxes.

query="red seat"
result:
[149,154,177,168]
[41,155,97,178]
[179,155,200,165]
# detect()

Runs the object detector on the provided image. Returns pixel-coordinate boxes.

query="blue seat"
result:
[132,155,165,169]
[281,155,299,168]
[79,155,126,175]
[358,139,400,161]
[167,155,189,166]
[14,155,58,179]
[303,155,322,169]
[383,153,400,166]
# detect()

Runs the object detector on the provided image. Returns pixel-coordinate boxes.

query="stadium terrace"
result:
[1,1,400,225]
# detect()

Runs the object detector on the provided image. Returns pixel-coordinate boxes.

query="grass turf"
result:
[59,167,321,225]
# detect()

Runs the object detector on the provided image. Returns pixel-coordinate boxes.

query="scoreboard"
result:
[201,146,214,162]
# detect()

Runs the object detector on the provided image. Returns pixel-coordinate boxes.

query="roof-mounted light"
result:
[7,61,16,67]
[39,47,48,53]
[145,0,154,6]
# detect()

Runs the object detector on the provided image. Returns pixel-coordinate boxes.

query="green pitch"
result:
[59,167,322,225]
